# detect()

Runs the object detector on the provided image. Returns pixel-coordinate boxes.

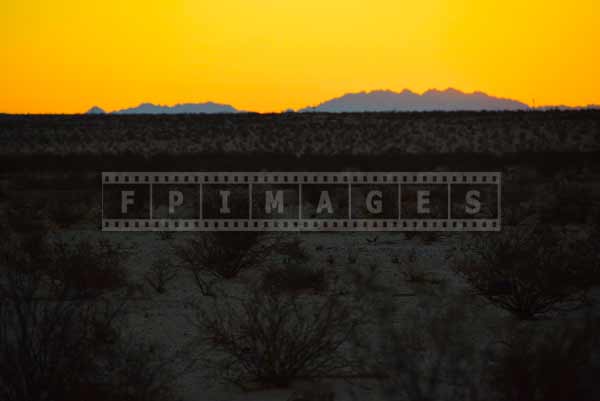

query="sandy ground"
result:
[54,226,598,401]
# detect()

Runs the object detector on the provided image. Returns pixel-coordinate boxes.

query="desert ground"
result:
[1,111,600,401]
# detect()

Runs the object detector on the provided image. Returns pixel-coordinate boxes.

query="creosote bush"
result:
[174,231,276,295]
[192,288,363,389]
[450,220,599,320]
[362,290,491,401]
[0,230,180,401]
[145,257,177,294]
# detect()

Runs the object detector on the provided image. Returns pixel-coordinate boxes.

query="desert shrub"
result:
[145,257,178,294]
[0,233,120,401]
[0,230,181,401]
[450,220,600,320]
[174,231,275,295]
[486,317,600,401]
[47,238,131,299]
[192,288,363,389]
[374,295,487,401]
[261,263,327,294]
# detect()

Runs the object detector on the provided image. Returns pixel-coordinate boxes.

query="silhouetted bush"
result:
[174,232,275,295]
[192,288,363,389]
[450,220,600,320]
[0,231,180,401]
[145,257,177,294]
[375,295,486,401]
[0,232,117,401]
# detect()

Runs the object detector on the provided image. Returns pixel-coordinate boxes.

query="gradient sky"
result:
[2,0,599,113]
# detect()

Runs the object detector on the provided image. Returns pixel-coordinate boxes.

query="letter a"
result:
[316,191,333,214]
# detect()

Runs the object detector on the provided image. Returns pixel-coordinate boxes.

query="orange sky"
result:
[1,0,599,113]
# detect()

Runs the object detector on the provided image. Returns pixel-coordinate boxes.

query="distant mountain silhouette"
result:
[82,92,598,115]
[86,106,106,114]
[86,102,238,114]
[300,88,530,112]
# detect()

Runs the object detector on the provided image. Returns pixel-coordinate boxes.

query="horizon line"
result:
[2,87,599,115]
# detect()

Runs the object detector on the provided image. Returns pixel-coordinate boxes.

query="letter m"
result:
[265,190,284,214]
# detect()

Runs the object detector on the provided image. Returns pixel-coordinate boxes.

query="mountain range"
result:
[86,102,237,115]
[86,89,599,114]
[299,88,529,112]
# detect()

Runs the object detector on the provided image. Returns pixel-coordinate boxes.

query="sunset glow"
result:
[2,0,599,113]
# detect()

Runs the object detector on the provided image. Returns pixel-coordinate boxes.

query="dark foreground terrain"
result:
[1,111,600,401]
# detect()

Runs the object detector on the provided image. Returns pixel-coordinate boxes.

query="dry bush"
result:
[0,231,181,401]
[374,296,487,401]
[0,232,117,401]
[450,221,599,320]
[192,288,364,389]
[145,257,177,294]
[174,231,275,296]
